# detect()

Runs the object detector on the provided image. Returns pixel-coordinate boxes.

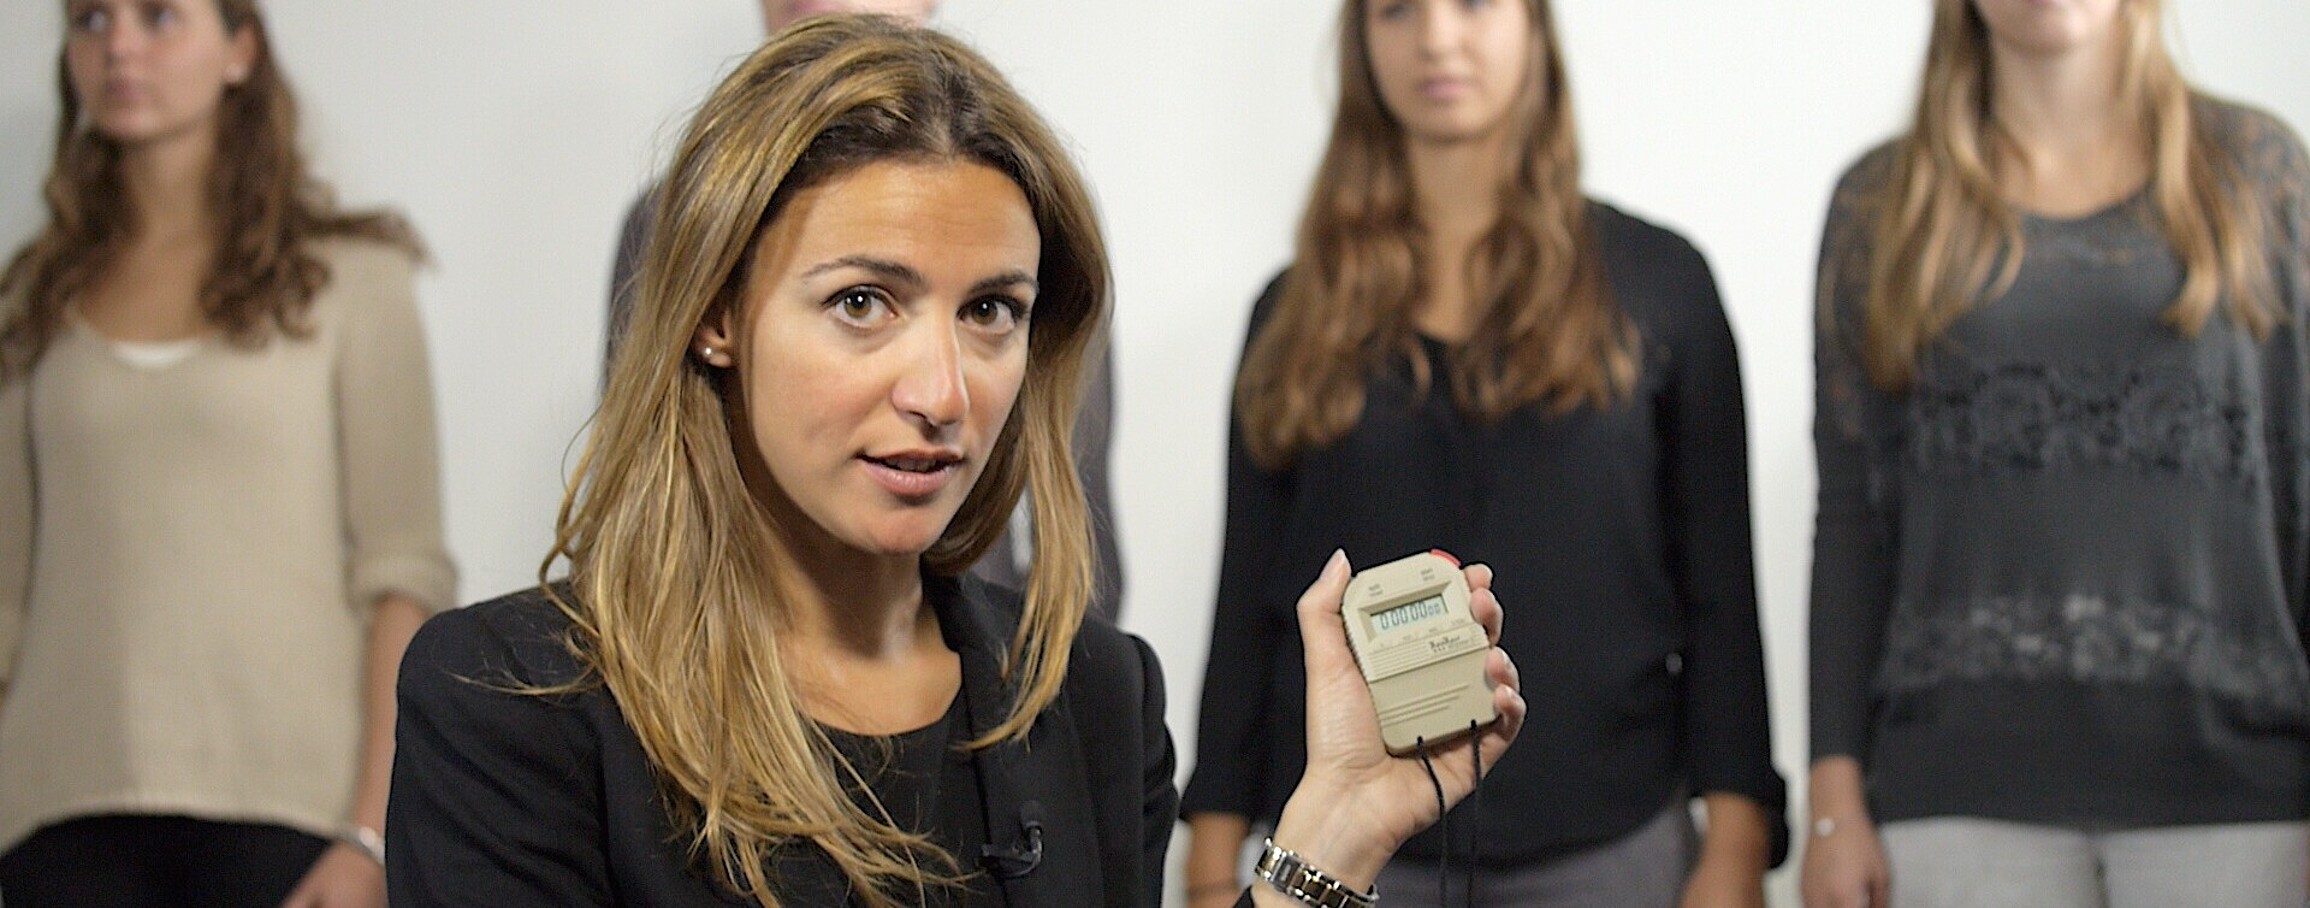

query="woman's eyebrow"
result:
[801,256,1037,297]
[970,270,1038,297]
[801,255,924,288]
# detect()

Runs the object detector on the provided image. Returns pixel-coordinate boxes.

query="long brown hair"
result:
[551,16,1105,906]
[1853,0,2272,391]
[1234,0,1632,468]
[0,0,420,381]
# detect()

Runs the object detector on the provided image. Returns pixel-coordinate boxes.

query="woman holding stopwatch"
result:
[1182,1,1787,906]
[386,15,1522,908]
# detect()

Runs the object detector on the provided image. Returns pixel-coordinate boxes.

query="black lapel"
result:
[930,574,1106,905]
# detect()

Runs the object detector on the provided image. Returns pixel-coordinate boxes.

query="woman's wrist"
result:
[1253,837,1379,908]
[1183,811,1254,902]
[1806,757,1869,816]
[337,823,386,866]
[1694,792,1771,872]
[1268,780,1394,892]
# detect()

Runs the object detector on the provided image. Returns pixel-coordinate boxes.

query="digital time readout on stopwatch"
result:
[1371,594,1448,632]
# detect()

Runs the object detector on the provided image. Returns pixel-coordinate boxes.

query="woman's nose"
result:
[103,18,146,59]
[891,325,969,430]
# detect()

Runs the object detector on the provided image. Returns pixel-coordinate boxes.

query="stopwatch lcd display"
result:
[1370,594,1448,633]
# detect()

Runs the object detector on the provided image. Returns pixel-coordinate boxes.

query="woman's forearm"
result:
[353,593,430,833]
[1184,812,1254,907]
[1682,791,1772,906]
[1697,791,1772,870]
[1807,756,1870,826]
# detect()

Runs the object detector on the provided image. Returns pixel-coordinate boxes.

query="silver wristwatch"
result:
[1254,838,1378,908]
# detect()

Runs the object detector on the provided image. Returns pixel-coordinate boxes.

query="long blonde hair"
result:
[1234,0,1633,468]
[548,17,1106,905]
[0,0,420,381]
[1856,0,2272,390]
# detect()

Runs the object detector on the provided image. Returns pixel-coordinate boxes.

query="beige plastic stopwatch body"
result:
[1339,550,1498,755]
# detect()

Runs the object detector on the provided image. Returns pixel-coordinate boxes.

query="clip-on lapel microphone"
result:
[979,800,1045,878]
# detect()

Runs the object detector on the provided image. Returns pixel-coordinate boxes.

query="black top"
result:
[388,575,1189,906]
[1182,202,1790,868]
[1809,99,2310,826]
[776,697,992,907]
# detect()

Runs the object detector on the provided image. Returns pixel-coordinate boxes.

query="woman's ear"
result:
[226,25,260,86]
[692,312,737,369]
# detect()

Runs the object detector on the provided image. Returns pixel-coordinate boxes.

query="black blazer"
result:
[386,576,1178,906]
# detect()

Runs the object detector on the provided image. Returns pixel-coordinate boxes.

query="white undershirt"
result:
[106,336,203,370]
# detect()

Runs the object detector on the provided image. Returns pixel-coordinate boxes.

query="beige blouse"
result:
[0,238,456,852]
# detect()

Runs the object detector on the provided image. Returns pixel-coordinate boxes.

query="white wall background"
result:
[3,2,2305,903]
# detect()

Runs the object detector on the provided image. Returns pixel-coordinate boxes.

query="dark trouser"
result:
[0,814,329,908]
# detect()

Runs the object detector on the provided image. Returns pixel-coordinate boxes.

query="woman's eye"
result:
[828,287,893,326]
[962,297,1025,332]
[69,7,111,32]
[143,1,176,28]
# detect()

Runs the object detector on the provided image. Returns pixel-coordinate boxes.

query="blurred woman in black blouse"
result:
[1181,1,1786,906]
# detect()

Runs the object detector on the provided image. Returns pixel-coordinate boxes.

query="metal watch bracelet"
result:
[1254,838,1377,908]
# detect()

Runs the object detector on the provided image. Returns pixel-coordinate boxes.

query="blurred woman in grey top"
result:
[1804,1,2310,906]
[606,0,1123,620]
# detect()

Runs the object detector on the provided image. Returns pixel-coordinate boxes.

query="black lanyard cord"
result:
[1416,737,1447,907]
[1465,719,1480,908]
[1416,722,1487,908]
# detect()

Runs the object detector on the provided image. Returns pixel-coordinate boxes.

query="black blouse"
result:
[389,576,1180,906]
[764,697,995,907]
[1183,202,1790,868]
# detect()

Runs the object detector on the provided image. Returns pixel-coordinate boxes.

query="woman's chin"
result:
[845,519,955,562]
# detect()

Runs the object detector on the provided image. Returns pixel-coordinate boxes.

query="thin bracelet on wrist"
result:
[339,824,386,866]
[1813,816,1861,839]
[1255,838,1377,908]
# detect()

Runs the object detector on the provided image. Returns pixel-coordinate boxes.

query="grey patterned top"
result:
[1809,98,2310,826]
